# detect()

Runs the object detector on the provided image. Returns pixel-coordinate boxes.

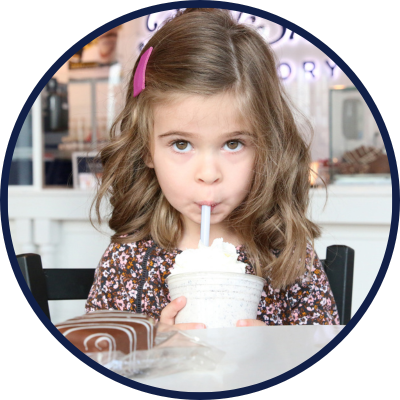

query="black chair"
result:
[320,245,355,325]
[17,248,354,325]
[17,253,95,321]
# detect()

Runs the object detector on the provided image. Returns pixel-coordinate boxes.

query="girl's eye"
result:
[224,140,243,152]
[172,140,192,153]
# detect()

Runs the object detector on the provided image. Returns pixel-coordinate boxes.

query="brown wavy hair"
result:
[92,8,321,289]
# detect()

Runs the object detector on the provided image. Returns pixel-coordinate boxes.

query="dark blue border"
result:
[1,1,399,399]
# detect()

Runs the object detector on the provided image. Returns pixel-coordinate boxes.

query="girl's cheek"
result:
[174,151,193,161]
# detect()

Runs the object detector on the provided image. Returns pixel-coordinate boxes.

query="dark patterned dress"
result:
[85,238,340,325]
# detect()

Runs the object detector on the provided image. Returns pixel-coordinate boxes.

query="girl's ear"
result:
[144,152,154,168]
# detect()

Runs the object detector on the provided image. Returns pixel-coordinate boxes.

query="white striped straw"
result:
[200,205,211,246]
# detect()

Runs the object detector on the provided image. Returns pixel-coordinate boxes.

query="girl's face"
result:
[147,93,255,235]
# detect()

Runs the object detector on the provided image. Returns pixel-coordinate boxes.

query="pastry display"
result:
[338,146,389,175]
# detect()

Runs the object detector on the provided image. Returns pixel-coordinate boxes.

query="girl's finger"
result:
[159,296,187,325]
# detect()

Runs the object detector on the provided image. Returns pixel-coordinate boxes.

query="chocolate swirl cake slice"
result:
[56,310,156,355]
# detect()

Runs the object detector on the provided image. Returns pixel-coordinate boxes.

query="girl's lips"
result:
[196,202,220,212]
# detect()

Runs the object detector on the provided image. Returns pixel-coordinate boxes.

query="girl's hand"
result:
[236,319,265,327]
[159,296,206,331]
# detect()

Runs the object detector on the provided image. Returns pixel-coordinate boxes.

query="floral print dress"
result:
[85,238,340,325]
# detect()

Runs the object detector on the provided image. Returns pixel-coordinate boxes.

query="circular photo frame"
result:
[1,1,400,399]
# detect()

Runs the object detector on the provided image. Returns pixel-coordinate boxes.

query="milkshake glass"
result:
[166,238,265,328]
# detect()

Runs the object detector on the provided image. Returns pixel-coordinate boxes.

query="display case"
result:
[9,24,125,189]
[42,75,115,187]
[329,86,390,184]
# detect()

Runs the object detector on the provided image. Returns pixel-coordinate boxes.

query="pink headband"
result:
[133,46,153,97]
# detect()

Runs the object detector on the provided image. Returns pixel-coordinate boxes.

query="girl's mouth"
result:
[196,202,220,212]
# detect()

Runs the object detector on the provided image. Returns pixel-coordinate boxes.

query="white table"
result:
[135,325,344,392]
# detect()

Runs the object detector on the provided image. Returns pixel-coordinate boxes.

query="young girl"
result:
[86,8,340,327]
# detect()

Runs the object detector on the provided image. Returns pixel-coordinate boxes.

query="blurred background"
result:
[8,10,392,323]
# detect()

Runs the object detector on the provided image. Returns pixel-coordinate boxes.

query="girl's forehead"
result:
[152,92,250,131]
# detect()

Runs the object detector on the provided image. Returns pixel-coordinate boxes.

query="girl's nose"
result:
[195,154,222,184]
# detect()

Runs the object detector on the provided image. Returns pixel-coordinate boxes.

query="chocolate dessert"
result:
[56,310,156,354]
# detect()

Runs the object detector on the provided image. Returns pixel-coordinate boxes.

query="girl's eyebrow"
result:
[158,131,200,139]
[157,130,252,139]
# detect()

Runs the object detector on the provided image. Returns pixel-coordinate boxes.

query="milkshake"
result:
[166,238,265,328]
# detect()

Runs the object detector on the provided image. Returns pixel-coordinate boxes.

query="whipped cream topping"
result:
[170,238,247,275]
